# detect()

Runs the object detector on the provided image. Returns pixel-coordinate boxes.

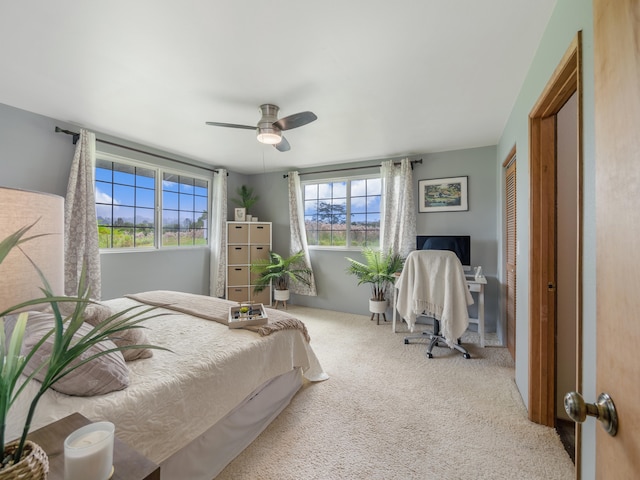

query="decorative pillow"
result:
[53,299,153,362]
[21,311,129,396]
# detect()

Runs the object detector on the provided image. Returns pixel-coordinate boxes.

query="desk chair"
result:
[395,250,473,359]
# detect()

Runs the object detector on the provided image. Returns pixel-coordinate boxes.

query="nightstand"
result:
[26,413,160,480]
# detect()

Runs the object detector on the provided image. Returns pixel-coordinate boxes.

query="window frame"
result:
[302,173,383,251]
[95,151,211,252]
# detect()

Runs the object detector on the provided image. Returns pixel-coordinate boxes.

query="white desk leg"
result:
[479,285,485,348]
[392,286,397,333]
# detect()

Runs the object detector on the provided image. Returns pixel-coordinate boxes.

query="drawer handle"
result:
[235,226,242,229]
[234,247,242,250]
[256,247,264,250]
[257,226,264,229]
[234,268,242,271]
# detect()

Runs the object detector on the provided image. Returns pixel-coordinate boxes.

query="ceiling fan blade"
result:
[273,111,317,131]
[274,136,291,152]
[205,121,255,130]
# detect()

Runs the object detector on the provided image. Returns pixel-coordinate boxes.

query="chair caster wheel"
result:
[463,353,471,359]
[426,352,433,359]
[404,339,409,344]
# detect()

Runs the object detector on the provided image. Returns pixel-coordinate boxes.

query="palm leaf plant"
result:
[232,185,259,214]
[345,248,404,301]
[251,250,312,292]
[0,222,169,469]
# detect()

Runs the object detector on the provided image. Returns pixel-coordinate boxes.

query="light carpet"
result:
[216,306,574,480]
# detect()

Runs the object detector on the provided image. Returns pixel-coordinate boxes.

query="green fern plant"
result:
[251,251,312,292]
[232,185,259,213]
[345,248,404,301]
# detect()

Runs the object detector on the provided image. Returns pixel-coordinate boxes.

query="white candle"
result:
[64,421,115,480]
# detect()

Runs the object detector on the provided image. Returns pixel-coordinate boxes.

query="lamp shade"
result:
[0,187,64,314]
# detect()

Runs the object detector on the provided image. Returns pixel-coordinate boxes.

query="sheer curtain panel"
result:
[380,158,416,258]
[64,128,101,298]
[288,171,317,296]
[210,168,227,297]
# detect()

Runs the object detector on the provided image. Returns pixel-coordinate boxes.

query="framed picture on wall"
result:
[418,176,468,213]
[234,207,246,221]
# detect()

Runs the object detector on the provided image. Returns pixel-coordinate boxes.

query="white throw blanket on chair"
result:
[395,250,473,347]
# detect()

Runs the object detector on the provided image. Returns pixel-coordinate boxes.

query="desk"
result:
[27,413,160,480]
[392,274,487,348]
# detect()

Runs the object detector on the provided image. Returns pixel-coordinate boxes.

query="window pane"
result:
[179,193,194,209]
[304,200,318,215]
[113,163,136,186]
[194,196,208,212]
[96,204,112,225]
[163,174,179,192]
[136,168,155,188]
[135,207,154,227]
[351,197,367,214]
[331,230,347,246]
[317,183,332,200]
[367,195,381,213]
[179,178,195,193]
[113,184,135,206]
[95,166,112,183]
[136,187,154,208]
[163,210,179,229]
[304,184,318,198]
[162,229,179,246]
[351,179,366,196]
[367,178,382,195]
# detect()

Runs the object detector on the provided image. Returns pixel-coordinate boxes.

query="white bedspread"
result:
[8,297,327,464]
[395,250,473,346]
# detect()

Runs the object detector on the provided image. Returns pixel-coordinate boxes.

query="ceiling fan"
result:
[206,104,317,152]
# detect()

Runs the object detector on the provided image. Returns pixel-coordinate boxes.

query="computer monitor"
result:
[416,235,471,270]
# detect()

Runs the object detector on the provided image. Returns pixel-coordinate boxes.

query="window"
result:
[95,154,209,250]
[161,173,209,246]
[303,176,381,248]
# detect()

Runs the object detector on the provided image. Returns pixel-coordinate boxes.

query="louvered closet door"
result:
[505,157,517,360]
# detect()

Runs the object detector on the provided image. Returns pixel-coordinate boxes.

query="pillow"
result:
[21,311,129,396]
[53,299,153,362]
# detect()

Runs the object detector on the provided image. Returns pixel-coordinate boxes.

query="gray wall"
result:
[245,146,499,334]
[495,0,596,476]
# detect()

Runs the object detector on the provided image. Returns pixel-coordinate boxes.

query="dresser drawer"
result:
[228,223,249,243]
[250,245,270,263]
[250,223,270,244]
[228,245,249,264]
[228,266,249,286]
[227,287,249,303]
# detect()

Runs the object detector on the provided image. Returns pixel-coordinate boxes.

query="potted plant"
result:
[345,248,404,323]
[0,223,166,478]
[251,251,312,308]
[232,185,259,216]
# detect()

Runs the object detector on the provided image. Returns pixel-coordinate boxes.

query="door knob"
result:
[564,391,618,436]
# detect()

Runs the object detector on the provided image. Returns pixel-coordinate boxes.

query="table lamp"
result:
[0,186,64,314]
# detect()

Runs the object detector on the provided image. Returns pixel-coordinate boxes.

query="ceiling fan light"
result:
[256,129,281,144]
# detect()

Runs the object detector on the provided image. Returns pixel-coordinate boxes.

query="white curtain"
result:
[380,158,416,258]
[288,171,317,296]
[209,168,228,297]
[64,129,101,298]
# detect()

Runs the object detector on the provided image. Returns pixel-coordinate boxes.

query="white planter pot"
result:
[369,299,387,314]
[274,289,290,302]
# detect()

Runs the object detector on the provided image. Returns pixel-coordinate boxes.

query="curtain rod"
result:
[55,126,221,175]
[282,159,422,178]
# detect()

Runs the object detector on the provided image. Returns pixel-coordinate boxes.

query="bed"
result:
[8,291,328,480]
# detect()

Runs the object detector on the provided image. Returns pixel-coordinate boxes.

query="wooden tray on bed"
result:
[228,303,268,328]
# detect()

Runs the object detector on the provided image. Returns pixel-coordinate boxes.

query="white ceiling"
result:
[0,1,557,174]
